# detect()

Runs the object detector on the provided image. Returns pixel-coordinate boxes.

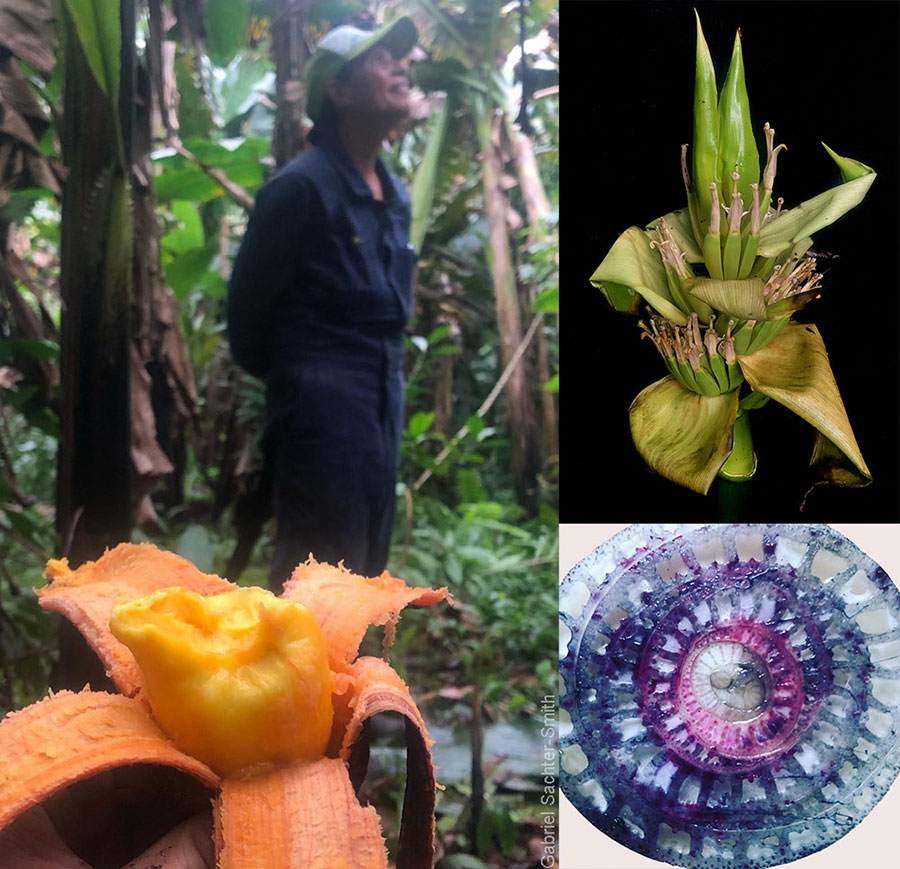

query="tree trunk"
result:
[268,0,311,169]
[132,55,198,526]
[476,109,540,508]
[469,681,485,853]
[431,273,461,437]
[56,1,135,565]
[148,0,180,139]
[509,125,551,228]
[509,123,558,467]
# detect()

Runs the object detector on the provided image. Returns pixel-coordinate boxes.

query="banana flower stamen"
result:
[639,320,662,354]
[749,183,760,236]
[760,122,787,222]
[686,331,703,369]
[681,144,692,194]
[766,257,818,303]
[705,318,720,357]
[762,257,823,318]
[655,218,690,279]
[672,329,688,364]
[728,174,743,233]
[722,334,736,364]
[688,312,703,349]
[762,126,787,193]
[658,322,675,358]
[763,123,775,166]
[763,263,784,299]
[642,317,675,360]
[688,345,703,371]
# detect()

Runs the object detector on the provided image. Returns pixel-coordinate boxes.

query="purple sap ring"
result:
[559,525,900,868]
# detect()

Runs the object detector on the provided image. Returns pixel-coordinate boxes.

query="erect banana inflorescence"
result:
[590,12,876,497]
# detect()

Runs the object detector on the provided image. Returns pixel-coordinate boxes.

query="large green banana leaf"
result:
[409,100,451,254]
[63,0,120,103]
[591,227,688,324]
[629,375,740,494]
[63,0,125,165]
[737,322,870,478]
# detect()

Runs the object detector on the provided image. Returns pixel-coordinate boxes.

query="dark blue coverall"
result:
[227,132,415,583]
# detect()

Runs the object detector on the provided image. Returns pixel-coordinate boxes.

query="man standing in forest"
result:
[228,18,418,585]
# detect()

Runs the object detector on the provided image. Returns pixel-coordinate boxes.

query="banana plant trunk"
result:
[476,108,540,508]
[508,122,558,466]
[57,0,135,566]
[54,0,136,692]
[132,30,198,523]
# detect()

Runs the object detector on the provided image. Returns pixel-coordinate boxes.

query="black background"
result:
[560,0,900,523]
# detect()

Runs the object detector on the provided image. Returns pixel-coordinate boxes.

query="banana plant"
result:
[590,13,875,497]
[403,0,557,500]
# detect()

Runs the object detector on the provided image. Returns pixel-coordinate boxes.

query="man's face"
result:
[332,44,411,124]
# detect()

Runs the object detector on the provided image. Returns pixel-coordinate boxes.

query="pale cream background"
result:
[559,524,900,869]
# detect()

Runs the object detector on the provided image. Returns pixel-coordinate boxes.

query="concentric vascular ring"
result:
[559,525,900,869]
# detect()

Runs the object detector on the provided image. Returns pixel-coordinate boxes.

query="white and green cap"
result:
[304,17,417,122]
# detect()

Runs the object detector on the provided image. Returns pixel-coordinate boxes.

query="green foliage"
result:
[153,41,273,371]
[0,401,58,715]
[392,494,557,703]
[307,0,365,34]
[0,339,60,440]
[437,855,490,868]
[214,55,275,133]
[155,137,268,204]
[164,245,220,301]
[410,100,451,252]
[475,799,519,856]
[174,51,215,140]
[205,0,252,66]
[160,200,205,254]
[404,324,462,409]
[1,189,50,223]
[62,0,126,164]
[0,580,59,715]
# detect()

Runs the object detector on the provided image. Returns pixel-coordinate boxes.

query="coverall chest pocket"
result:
[332,205,384,290]
[331,204,395,321]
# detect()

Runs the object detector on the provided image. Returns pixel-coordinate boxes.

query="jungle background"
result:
[0,0,558,866]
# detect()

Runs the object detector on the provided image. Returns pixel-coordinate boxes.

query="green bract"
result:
[590,15,875,497]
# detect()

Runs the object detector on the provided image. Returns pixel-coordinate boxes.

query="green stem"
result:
[719,411,757,481]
